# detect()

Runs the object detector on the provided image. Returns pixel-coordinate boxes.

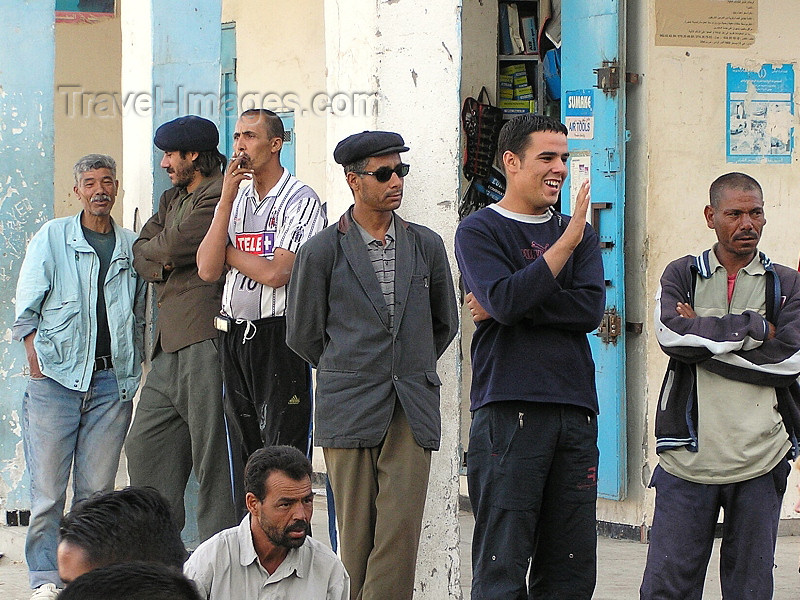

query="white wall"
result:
[120,0,153,232]
[222,0,328,205]
[225,0,466,594]
[642,0,800,524]
[55,17,123,220]
[324,2,465,596]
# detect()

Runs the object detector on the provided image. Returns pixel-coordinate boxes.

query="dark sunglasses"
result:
[353,163,410,183]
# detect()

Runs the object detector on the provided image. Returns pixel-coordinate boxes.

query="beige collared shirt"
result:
[184,515,349,600]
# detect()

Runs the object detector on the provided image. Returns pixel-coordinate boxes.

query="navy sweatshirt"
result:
[455,205,605,413]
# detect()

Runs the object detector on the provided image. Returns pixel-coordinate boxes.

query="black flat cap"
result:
[333,130,409,165]
[154,115,219,152]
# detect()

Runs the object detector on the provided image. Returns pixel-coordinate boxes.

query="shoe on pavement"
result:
[31,583,61,599]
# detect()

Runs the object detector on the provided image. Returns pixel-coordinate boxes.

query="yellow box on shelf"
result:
[499,100,536,110]
[514,85,534,100]
[500,63,526,76]
[512,72,529,86]
[499,99,536,118]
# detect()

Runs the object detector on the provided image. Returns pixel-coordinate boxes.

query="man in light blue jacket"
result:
[13,154,145,600]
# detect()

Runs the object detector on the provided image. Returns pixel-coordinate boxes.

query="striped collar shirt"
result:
[222,168,326,321]
[354,214,396,330]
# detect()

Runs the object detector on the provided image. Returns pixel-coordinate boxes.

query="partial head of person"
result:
[233,108,285,172]
[245,445,315,555]
[58,562,202,600]
[334,130,410,213]
[705,172,765,268]
[73,153,118,222]
[57,486,187,585]
[497,114,569,215]
[154,115,226,191]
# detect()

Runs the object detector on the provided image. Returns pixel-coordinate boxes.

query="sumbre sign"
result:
[565,89,595,140]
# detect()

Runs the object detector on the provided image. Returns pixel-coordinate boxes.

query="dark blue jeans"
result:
[640,460,791,600]
[468,401,599,600]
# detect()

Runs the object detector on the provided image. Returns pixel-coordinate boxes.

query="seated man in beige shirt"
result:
[184,446,349,600]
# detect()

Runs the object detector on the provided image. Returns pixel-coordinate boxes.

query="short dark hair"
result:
[709,172,763,208]
[342,157,369,176]
[244,445,313,502]
[59,486,187,570]
[497,114,568,161]
[58,562,202,600]
[241,108,285,140]
[180,148,227,177]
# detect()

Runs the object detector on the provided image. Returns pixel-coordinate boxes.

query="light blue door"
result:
[561,0,627,500]
[277,112,296,175]
[220,22,237,159]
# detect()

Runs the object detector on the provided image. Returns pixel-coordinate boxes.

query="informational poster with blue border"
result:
[565,89,594,140]
[727,63,794,164]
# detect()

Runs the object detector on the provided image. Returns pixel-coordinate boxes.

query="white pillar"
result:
[120,0,154,232]
[325,1,464,596]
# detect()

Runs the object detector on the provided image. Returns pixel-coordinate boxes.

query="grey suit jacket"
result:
[286,208,458,450]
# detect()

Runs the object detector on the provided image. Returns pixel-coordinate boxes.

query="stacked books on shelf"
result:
[499,63,536,118]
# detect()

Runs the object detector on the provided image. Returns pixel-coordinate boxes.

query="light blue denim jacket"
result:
[13,213,146,401]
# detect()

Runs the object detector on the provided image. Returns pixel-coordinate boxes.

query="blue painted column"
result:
[0,1,56,514]
[150,0,222,547]
[151,0,223,209]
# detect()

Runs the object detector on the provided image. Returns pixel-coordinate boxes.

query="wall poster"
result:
[727,63,794,164]
[655,0,757,48]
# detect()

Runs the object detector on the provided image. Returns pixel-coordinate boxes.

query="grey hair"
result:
[342,157,369,176]
[73,154,117,184]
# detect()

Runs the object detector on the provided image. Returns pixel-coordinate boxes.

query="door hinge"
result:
[596,307,622,344]
[594,60,620,94]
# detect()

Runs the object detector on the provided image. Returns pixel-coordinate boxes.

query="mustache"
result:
[733,233,758,241]
[234,152,252,166]
[92,194,112,202]
[286,520,310,534]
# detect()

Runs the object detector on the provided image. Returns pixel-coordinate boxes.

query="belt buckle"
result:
[214,315,230,333]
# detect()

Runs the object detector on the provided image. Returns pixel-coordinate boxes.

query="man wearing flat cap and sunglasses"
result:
[126,115,237,542]
[286,131,459,600]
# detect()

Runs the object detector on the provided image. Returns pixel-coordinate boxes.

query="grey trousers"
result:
[126,338,237,542]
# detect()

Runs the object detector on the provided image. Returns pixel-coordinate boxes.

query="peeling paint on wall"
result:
[0,2,56,513]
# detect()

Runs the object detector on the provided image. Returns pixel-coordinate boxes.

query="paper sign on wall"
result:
[569,153,591,215]
[727,63,794,164]
[655,0,757,48]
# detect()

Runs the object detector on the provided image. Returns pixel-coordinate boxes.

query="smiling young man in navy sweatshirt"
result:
[455,114,605,599]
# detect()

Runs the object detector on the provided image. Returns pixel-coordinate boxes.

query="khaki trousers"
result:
[324,401,432,600]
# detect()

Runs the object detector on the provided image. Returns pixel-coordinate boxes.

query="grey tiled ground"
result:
[3,496,800,599]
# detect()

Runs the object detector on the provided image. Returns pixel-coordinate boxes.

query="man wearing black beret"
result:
[286,131,459,600]
[126,115,238,542]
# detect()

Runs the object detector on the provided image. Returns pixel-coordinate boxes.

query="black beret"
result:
[154,115,219,152]
[333,131,409,165]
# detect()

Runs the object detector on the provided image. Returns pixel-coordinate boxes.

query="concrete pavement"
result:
[2,491,800,598]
